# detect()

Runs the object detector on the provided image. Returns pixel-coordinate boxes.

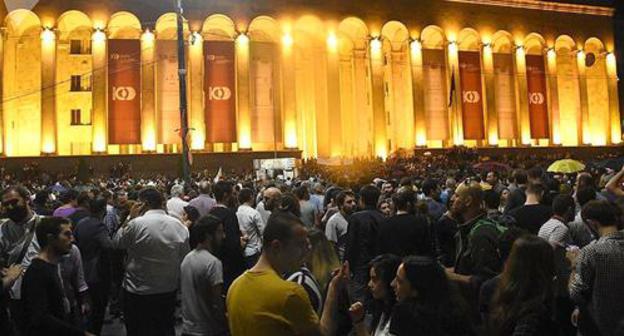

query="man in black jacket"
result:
[343,185,384,304]
[377,190,432,258]
[209,181,245,291]
[73,197,113,335]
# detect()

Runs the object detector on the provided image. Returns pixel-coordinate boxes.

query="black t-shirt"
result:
[509,204,552,235]
[378,213,433,258]
[21,258,83,336]
[209,206,245,290]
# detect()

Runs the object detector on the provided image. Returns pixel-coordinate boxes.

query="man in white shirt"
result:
[113,187,190,336]
[256,187,281,225]
[538,194,575,248]
[236,188,265,268]
[166,184,188,220]
[181,215,227,336]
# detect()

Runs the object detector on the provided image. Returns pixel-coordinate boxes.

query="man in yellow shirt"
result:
[227,212,347,336]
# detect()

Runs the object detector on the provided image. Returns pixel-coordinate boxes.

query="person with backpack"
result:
[446,185,505,322]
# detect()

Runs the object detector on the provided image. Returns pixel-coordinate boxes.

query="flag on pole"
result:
[448,67,456,108]
[214,167,223,183]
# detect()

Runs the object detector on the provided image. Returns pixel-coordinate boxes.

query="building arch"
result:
[584,37,609,145]
[492,30,514,53]
[458,28,480,51]
[554,34,581,146]
[421,25,446,49]
[201,14,236,40]
[107,11,142,39]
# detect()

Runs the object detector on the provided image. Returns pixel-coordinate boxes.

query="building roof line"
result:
[444,0,615,17]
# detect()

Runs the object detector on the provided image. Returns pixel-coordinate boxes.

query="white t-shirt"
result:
[325,212,348,259]
[181,248,226,336]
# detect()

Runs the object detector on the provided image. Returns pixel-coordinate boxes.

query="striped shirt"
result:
[286,267,323,315]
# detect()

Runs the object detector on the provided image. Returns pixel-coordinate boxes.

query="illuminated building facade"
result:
[0,0,621,159]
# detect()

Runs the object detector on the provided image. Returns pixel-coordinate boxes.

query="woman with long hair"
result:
[489,235,559,336]
[286,229,340,314]
[349,254,402,336]
[389,256,473,335]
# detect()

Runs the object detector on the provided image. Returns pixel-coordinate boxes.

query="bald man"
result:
[256,187,282,225]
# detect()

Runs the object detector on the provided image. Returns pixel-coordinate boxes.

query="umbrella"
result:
[473,162,511,172]
[547,159,585,174]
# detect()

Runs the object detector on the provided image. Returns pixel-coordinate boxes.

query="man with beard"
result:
[181,215,227,336]
[0,186,42,334]
[445,185,504,321]
[344,185,384,304]
[209,181,245,291]
[20,217,93,336]
[257,187,281,225]
[325,191,356,260]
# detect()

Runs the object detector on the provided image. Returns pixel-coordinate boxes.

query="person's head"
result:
[377,198,392,217]
[88,197,108,218]
[360,185,381,209]
[189,214,225,250]
[183,205,200,224]
[36,217,74,256]
[198,180,212,195]
[512,169,528,186]
[312,183,324,195]
[263,212,310,273]
[76,192,91,209]
[450,185,483,221]
[575,187,596,207]
[237,188,254,206]
[368,254,402,302]
[59,189,79,206]
[525,182,545,201]
[576,172,594,190]
[445,177,457,190]
[483,190,500,211]
[500,188,510,205]
[138,187,164,210]
[1,186,32,222]
[486,171,499,186]
[170,184,185,198]
[551,194,575,223]
[34,190,50,206]
[527,167,544,184]
[263,187,282,212]
[213,181,234,205]
[492,235,555,332]
[581,200,619,236]
[391,256,450,304]
[336,191,356,215]
[276,193,301,217]
[422,179,440,199]
[294,186,310,201]
[391,190,414,213]
[115,190,128,206]
[381,182,394,195]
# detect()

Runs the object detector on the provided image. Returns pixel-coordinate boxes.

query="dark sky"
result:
[542,0,618,7]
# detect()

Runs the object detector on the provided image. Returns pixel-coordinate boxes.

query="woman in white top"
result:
[349,254,402,336]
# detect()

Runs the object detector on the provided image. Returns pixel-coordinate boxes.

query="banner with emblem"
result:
[108,39,141,144]
[250,42,281,144]
[493,53,517,139]
[526,55,550,139]
[204,40,237,143]
[422,49,449,140]
[156,40,184,145]
[458,51,485,140]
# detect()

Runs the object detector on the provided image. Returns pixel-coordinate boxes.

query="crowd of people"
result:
[0,148,623,336]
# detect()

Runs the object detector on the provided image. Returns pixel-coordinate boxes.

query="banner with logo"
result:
[204,40,237,143]
[251,42,279,144]
[108,39,141,144]
[458,51,485,140]
[526,55,549,139]
[156,40,182,145]
[422,49,449,140]
[493,53,517,139]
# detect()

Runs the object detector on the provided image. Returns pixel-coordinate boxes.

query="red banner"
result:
[108,39,141,144]
[458,51,485,140]
[204,41,237,143]
[526,55,550,139]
